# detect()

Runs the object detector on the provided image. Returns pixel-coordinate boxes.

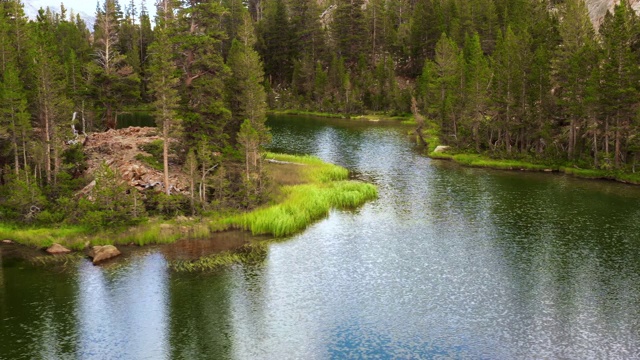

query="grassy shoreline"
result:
[0,153,377,250]
[268,109,412,122]
[272,111,640,185]
[428,150,640,184]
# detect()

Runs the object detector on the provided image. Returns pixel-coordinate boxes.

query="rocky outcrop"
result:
[89,245,121,264]
[587,0,640,28]
[46,243,72,254]
[80,127,189,196]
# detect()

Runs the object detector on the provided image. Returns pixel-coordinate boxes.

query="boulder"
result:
[89,245,121,264]
[46,243,72,254]
[433,145,451,153]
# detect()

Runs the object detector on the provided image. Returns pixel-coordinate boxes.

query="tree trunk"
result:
[615,117,621,169]
[593,124,599,168]
[163,119,170,195]
[11,114,19,176]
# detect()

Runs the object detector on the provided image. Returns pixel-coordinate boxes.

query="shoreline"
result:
[272,111,640,186]
[267,109,412,123]
[428,151,640,185]
[0,152,378,254]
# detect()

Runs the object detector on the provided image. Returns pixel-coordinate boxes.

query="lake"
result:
[1,115,639,359]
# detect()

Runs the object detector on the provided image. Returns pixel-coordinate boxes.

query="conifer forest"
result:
[1,0,640,226]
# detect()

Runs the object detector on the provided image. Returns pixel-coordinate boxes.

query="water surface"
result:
[2,115,640,359]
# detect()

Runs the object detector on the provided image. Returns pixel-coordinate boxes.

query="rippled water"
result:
[2,115,640,359]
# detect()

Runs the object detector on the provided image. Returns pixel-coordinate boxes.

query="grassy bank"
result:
[428,148,640,184]
[227,153,378,237]
[0,153,377,250]
[268,109,412,122]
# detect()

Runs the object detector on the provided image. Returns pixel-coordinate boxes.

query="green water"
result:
[1,115,640,359]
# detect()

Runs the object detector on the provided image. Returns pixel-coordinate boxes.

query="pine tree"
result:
[227,12,270,189]
[434,33,464,143]
[149,0,180,195]
[0,61,30,175]
[90,0,140,129]
[492,26,529,154]
[175,0,230,151]
[332,0,367,69]
[463,32,491,151]
[32,9,73,185]
[554,0,597,160]
[256,0,292,84]
[598,0,639,168]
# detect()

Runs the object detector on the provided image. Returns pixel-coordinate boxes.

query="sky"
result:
[23,0,156,26]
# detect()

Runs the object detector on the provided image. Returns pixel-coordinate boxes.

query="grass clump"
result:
[170,242,268,272]
[229,160,378,237]
[0,224,88,248]
[451,154,550,171]
[265,152,349,183]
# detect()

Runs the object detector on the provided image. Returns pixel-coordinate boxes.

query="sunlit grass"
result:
[230,153,377,237]
[0,225,88,249]
[451,154,550,171]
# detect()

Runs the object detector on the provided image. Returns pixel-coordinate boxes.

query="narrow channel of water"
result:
[1,115,640,359]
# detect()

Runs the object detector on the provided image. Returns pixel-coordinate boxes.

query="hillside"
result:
[588,0,640,26]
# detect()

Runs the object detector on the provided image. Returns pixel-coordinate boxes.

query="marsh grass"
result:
[451,154,550,171]
[230,155,377,237]
[269,110,412,122]
[30,253,85,268]
[170,242,268,272]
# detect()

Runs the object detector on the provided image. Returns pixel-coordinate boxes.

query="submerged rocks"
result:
[89,245,121,264]
[46,243,72,254]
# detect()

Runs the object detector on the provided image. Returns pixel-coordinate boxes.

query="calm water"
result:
[2,115,640,359]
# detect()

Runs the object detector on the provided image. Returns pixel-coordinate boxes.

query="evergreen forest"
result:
[1,0,640,227]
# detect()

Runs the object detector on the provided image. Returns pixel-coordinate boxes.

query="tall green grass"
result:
[266,152,349,183]
[230,181,377,237]
[232,153,377,237]
[450,154,551,171]
[0,224,88,248]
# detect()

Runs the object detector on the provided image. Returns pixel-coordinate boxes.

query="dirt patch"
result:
[82,127,189,194]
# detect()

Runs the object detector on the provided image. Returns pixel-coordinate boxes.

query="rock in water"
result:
[433,145,451,153]
[46,243,72,254]
[89,245,121,264]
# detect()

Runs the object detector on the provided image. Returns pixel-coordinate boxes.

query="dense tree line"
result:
[0,0,268,225]
[257,0,640,171]
[2,0,640,226]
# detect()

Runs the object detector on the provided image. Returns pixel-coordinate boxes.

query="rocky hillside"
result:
[80,127,189,196]
[587,0,640,27]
